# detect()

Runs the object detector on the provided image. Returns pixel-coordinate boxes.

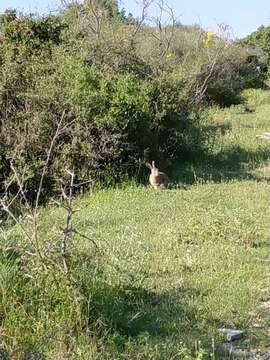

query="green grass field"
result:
[1,89,270,359]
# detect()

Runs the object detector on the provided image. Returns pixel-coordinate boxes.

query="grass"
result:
[1,90,270,359]
[171,88,270,184]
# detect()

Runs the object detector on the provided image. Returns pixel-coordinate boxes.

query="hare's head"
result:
[145,161,159,175]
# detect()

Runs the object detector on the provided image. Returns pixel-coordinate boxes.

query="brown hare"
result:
[145,161,169,189]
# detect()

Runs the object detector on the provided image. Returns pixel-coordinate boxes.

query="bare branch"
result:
[10,163,31,212]
[0,199,33,244]
[35,110,66,212]
[73,228,98,248]
[60,169,75,273]
[132,0,154,39]
[88,0,102,37]
[57,169,98,273]
[145,0,177,62]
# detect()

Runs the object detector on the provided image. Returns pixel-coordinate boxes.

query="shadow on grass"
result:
[86,283,222,350]
[143,121,270,187]
[171,144,270,185]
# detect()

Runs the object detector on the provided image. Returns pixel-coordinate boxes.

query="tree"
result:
[240,26,270,75]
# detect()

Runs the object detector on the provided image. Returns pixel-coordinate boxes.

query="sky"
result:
[0,0,269,39]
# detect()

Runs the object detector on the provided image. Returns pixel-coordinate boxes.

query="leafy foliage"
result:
[240,25,270,77]
[0,2,266,199]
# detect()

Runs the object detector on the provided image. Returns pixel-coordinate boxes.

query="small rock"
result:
[219,328,244,341]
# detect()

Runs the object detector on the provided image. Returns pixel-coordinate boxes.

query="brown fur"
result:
[145,161,169,189]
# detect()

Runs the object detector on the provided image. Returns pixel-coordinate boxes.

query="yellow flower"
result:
[207,31,215,40]
[203,31,215,47]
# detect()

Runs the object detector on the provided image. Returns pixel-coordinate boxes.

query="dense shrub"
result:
[0,2,265,200]
[240,25,270,78]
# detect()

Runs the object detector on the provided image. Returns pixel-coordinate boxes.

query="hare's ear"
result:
[145,162,152,170]
[152,161,156,168]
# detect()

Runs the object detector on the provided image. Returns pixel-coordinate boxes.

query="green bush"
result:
[0,3,266,200]
[242,88,270,107]
[240,25,270,78]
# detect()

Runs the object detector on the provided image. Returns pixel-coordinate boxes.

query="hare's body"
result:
[146,161,169,189]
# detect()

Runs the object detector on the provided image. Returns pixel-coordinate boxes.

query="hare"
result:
[145,161,169,189]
